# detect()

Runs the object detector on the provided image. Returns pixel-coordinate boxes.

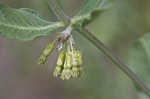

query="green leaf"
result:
[71,0,113,26]
[0,4,65,41]
[128,33,150,89]
[19,8,45,19]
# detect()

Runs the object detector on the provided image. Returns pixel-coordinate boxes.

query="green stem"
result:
[47,0,150,97]
[75,26,150,97]
[47,0,70,23]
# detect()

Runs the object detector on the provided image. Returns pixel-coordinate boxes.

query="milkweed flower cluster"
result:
[38,26,83,80]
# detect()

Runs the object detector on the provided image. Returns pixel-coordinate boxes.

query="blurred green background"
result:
[0,0,150,99]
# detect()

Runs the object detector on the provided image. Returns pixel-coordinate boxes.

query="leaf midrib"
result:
[0,21,64,31]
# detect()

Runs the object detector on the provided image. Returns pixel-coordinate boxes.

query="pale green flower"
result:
[63,52,73,69]
[38,41,56,64]
[57,50,65,66]
[54,50,65,77]
[71,50,83,78]
[72,50,82,66]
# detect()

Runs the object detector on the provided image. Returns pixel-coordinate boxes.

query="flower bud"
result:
[71,50,83,77]
[63,52,72,69]
[72,50,82,66]
[38,41,56,64]
[60,52,73,80]
[57,50,65,66]
[54,50,66,77]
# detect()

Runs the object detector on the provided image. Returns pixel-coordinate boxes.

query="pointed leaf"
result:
[0,4,65,41]
[72,0,113,26]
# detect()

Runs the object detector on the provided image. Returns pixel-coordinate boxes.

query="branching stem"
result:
[47,0,150,97]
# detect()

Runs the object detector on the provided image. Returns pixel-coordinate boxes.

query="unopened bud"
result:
[64,52,72,69]
[71,50,83,77]
[72,50,82,66]
[54,50,66,77]
[38,41,56,64]
[57,50,65,66]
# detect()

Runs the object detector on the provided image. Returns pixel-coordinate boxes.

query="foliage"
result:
[72,0,113,25]
[0,0,150,98]
[0,0,113,40]
[0,3,64,40]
